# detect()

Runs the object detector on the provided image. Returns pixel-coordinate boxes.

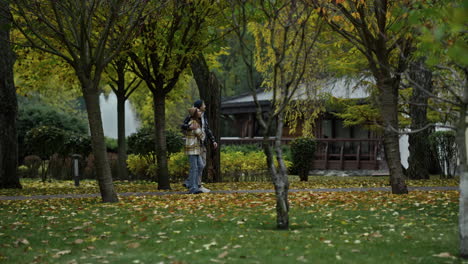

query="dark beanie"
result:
[193,99,204,108]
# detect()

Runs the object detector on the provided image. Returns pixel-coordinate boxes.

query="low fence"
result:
[220,137,386,171]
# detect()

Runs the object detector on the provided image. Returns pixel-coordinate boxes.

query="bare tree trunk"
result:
[458,70,468,258]
[83,87,118,202]
[263,113,289,229]
[407,58,432,180]
[116,94,128,180]
[378,77,408,194]
[190,54,221,182]
[153,92,170,189]
[0,2,21,189]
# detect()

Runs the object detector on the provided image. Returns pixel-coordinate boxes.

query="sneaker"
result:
[199,186,211,193]
[191,190,203,194]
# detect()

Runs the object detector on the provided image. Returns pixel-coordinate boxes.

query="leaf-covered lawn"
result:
[0,176,458,197]
[0,190,461,263]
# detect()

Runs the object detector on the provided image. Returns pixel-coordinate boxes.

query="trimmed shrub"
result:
[290,137,316,181]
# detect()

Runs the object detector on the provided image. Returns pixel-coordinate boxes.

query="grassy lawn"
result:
[0,189,462,263]
[0,176,458,197]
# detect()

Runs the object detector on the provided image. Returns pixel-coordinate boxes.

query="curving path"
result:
[0,186,458,201]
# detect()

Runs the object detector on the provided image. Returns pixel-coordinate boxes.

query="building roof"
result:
[221,78,371,114]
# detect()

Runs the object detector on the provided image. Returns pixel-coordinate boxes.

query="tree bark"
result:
[190,54,221,182]
[458,70,468,258]
[377,76,408,194]
[407,59,432,180]
[0,2,21,189]
[153,91,171,189]
[83,87,118,202]
[116,92,129,180]
[263,113,289,229]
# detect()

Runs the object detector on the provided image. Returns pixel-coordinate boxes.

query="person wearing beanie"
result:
[184,107,205,194]
[181,99,217,193]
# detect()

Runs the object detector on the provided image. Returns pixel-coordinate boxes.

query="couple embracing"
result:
[181,99,218,194]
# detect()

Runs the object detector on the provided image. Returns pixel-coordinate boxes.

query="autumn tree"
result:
[229,0,323,229]
[129,0,217,189]
[8,0,148,202]
[106,56,141,180]
[0,1,21,189]
[310,0,412,194]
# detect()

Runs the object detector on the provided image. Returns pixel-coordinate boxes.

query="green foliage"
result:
[105,137,118,153]
[290,138,316,181]
[126,154,156,180]
[166,130,185,155]
[127,127,184,156]
[168,152,189,182]
[17,97,87,160]
[408,0,468,67]
[60,133,92,158]
[327,96,381,131]
[127,127,154,156]
[221,144,262,153]
[25,126,66,160]
[428,131,458,178]
[127,150,292,182]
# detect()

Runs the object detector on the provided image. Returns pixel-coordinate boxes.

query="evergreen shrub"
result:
[290,137,316,181]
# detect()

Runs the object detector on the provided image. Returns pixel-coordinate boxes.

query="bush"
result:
[127,154,157,180]
[168,152,189,182]
[60,132,92,158]
[221,144,262,153]
[128,127,184,155]
[17,97,87,161]
[428,131,458,178]
[127,150,293,183]
[105,137,118,153]
[290,137,316,181]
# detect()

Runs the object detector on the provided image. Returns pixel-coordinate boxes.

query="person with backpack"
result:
[181,99,217,192]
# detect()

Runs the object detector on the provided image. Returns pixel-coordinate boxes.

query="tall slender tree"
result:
[107,56,141,180]
[230,0,323,229]
[9,0,148,202]
[129,0,217,189]
[0,1,21,189]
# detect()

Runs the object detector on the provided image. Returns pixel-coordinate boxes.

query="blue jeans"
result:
[187,155,205,193]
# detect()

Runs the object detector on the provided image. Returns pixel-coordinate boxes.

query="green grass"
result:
[0,176,458,197]
[0,190,462,263]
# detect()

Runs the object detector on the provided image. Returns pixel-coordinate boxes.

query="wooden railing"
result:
[220,137,384,170]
